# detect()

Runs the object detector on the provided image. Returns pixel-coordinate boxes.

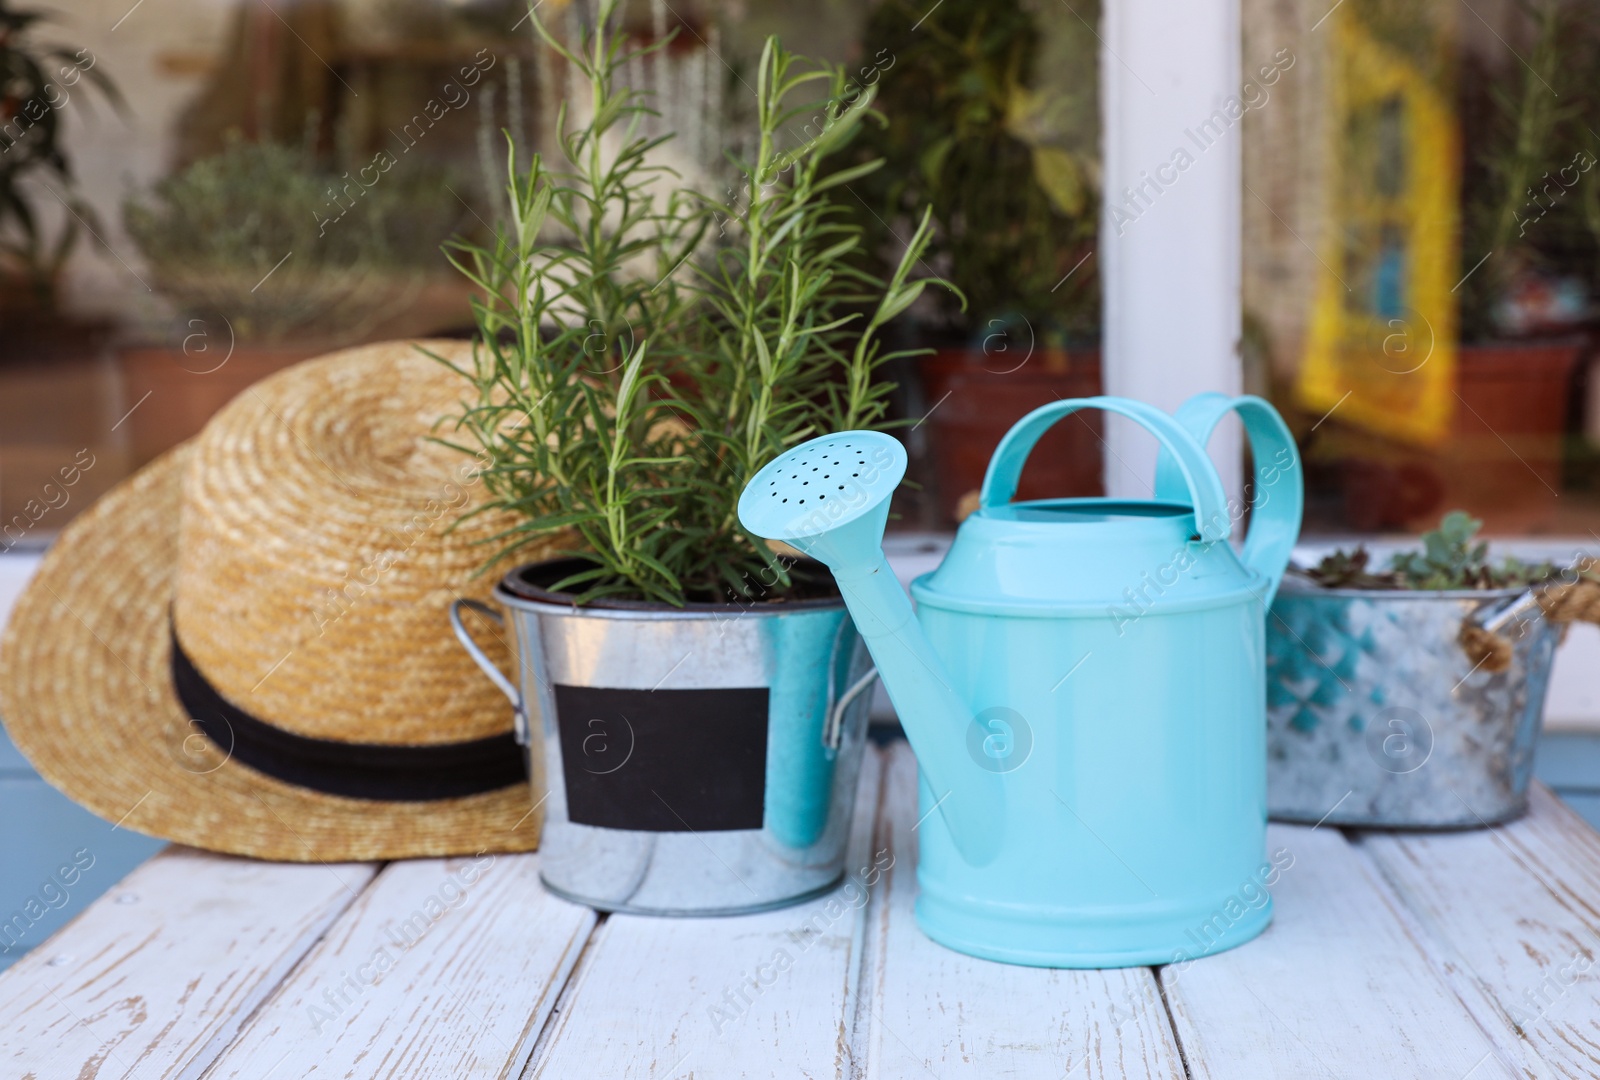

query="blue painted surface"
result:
[1533,732,1600,789]
[0,724,164,973]
[1536,732,1600,831]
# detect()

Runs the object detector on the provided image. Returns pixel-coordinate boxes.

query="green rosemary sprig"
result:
[438,0,950,605]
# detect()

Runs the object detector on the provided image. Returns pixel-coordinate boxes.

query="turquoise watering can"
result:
[737,394,1302,967]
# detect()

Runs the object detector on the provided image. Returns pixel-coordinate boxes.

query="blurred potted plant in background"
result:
[1299,0,1596,532]
[1451,0,1596,516]
[0,0,122,352]
[119,134,469,466]
[1267,511,1598,829]
[826,0,1101,524]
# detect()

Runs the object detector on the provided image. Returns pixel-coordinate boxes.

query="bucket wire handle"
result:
[1459,558,1600,673]
[1153,393,1304,607]
[980,396,1231,542]
[449,598,529,745]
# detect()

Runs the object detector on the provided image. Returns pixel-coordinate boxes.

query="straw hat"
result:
[0,340,554,861]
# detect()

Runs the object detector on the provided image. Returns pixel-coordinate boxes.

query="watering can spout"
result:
[738,432,1003,866]
[828,551,1004,865]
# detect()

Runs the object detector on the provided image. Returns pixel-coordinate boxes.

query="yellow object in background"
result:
[1297,14,1459,447]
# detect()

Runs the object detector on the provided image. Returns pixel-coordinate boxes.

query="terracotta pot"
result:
[0,353,132,543]
[117,343,331,467]
[112,273,480,467]
[919,347,1103,524]
[1443,340,1584,509]
[0,311,117,367]
[1337,457,1444,532]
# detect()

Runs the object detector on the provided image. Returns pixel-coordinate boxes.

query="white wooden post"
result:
[1100,0,1243,503]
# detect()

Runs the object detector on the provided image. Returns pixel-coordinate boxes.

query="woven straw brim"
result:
[173,340,529,745]
[0,445,541,862]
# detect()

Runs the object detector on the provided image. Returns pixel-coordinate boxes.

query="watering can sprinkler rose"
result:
[738,393,1303,967]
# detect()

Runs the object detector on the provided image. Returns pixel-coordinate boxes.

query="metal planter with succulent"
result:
[444,2,946,914]
[1267,512,1600,828]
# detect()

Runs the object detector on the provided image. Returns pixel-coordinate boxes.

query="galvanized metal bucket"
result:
[451,558,877,915]
[1266,575,1560,828]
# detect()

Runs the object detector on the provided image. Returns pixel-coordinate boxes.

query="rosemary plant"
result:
[438,0,948,605]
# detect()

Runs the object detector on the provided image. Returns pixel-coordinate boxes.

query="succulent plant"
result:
[1308,511,1557,590]
[1303,547,1398,589]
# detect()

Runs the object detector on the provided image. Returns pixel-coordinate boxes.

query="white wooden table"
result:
[6,742,1600,1080]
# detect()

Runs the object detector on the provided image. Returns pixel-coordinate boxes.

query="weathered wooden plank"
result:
[0,846,377,1080]
[201,851,594,1080]
[525,746,885,1080]
[1160,819,1522,1080]
[1360,784,1600,1080]
[858,744,1185,1080]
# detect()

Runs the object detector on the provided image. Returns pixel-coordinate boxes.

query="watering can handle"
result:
[1152,393,1303,606]
[980,396,1232,543]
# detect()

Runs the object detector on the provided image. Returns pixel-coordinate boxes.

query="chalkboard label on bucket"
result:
[552,684,770,832]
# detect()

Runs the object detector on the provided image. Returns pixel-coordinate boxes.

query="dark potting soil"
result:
[502,555,845,610]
